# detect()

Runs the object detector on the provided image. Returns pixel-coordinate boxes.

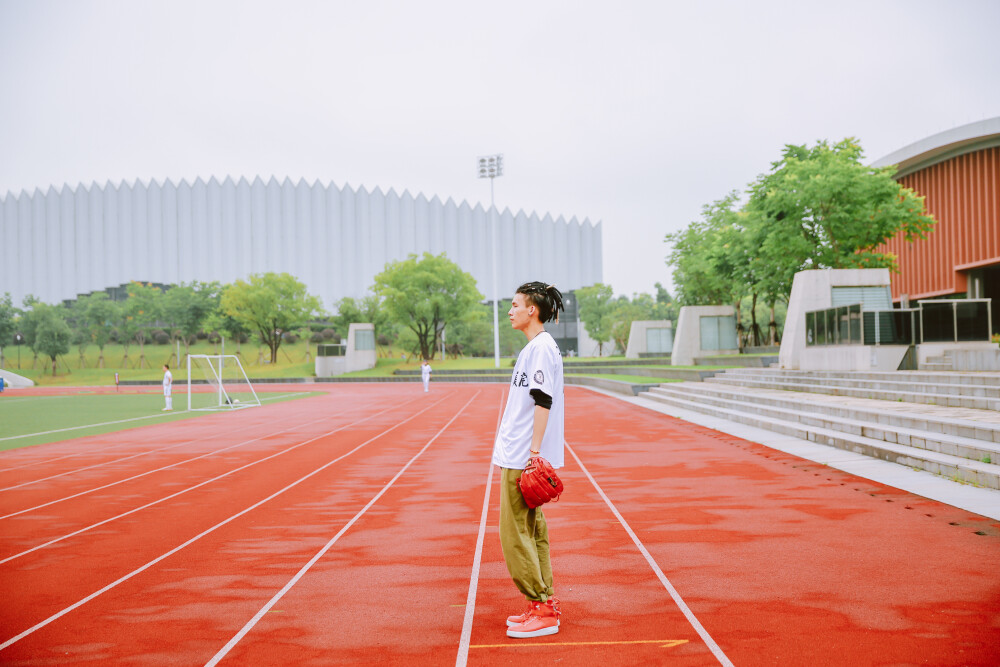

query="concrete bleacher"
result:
[640,368,1000,490]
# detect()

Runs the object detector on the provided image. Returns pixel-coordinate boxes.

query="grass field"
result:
[0,391,320,451]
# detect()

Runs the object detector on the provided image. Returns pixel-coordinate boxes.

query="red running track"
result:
[1,385,998,666]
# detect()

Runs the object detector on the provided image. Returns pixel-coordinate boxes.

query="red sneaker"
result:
[506,598,561,638]
[507,597,560,627]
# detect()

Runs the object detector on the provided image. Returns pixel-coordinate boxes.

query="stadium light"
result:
[477,154,504,368]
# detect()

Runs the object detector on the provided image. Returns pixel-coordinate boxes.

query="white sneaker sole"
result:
[506,624,559,638]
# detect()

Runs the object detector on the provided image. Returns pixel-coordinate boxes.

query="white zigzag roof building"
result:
[0,176,603,308]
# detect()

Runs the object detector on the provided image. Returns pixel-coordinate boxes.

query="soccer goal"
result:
[187,354,261,411]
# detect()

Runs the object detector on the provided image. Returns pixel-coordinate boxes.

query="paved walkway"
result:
[587,386,1000,521]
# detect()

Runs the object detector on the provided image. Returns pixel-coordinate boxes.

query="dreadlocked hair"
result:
[516,281,565,324]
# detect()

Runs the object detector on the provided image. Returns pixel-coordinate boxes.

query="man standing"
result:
[493,281,565,639]
[162,364,173,411]
[420,359,432,392]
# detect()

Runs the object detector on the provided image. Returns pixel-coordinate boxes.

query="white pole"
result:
[491,177,500,369]
[187,354,191,411]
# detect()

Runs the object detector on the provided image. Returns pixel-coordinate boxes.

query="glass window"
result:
[956,301,990,342]
[355,329,375,350]
[646,327,673,354]
[921,302,956,342]
[806,311,816,346]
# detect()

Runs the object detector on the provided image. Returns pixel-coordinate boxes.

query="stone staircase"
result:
[640,368,1000,490]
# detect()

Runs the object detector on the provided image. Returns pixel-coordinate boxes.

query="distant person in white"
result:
[421,359,432,392]
[162,364,173,411]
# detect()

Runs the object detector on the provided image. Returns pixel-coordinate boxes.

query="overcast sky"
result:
[2,0,998,298]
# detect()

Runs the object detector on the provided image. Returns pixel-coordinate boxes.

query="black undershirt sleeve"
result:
[530,388,552,410]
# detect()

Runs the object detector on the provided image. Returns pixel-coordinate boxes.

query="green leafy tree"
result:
[203,309,251,356]
[747,138,935,272]
[32,305,72,376]
[333,293,397,345]
[373,253,484,361]
[220,272,322,364]
[162,281,221,361]
[442,304,492,357]
[0,293,18,369]
[665,192,747,308]
[125,282,163,369]
[83,292,119,368]
[652,283,678,322]
[18,295,44,369]
[608,292,667,354]
[576,283,615,356]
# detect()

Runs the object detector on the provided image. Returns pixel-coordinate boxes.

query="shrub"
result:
[153,330,170,345]
[310,332,323,343]
[207,332,221,343]
[321,328,337,340]
[196,331,208,340]
[283,332,299,344]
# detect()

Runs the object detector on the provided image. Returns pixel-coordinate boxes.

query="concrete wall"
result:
[625,320,672,358]
[799,345,910,371]
[672,305,736,366]
[0,178,603,310]
[345,323,377,373]
[779,268,891,370]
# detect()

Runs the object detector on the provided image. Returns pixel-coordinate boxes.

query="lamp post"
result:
[15,333,23,369]
[477,154,504,368]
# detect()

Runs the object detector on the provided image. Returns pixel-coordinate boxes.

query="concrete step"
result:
[655,382,1000,445]
[642,387,1000,489]
[647,384,1000,462]
[704,375,1000,411]
[723,368,1000,386]
[713,373,1000,398]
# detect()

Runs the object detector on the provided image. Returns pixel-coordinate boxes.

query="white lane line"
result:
[0,395,439,564]
[0,417,271,493]
[0,393,381,510]
[455,387,506,667]
[0,408,351,520]
[0,392,307,472]
[566,442,735,667]
[0,390,454,652]
[204,390,481,667]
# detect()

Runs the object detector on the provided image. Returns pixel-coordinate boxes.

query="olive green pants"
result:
[499,466,554,602]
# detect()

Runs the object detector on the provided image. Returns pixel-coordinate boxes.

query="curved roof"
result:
[872,116,1000,177]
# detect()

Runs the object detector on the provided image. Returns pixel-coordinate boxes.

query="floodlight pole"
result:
[478,154,504,369]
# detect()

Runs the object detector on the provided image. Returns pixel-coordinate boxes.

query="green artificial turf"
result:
[0,391,319,451]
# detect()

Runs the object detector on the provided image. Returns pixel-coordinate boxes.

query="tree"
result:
[0,293,17,369]
[333,293,397,345]
[123,282,163,369]
[219,272,322,364]
[747,138,935,272]
[32,305,72,376]
[575,283,615,356]
[162,281,220,361]
[82,292,119,368]
[608,292,666,354]
[373,253,484,361]
[203,309,251,357]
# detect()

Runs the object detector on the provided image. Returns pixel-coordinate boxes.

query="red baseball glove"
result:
[517,456,564,509]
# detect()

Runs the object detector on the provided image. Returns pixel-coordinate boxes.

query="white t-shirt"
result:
[163,370,172,395]
[421,364,432,381]
[492,331,564,469]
